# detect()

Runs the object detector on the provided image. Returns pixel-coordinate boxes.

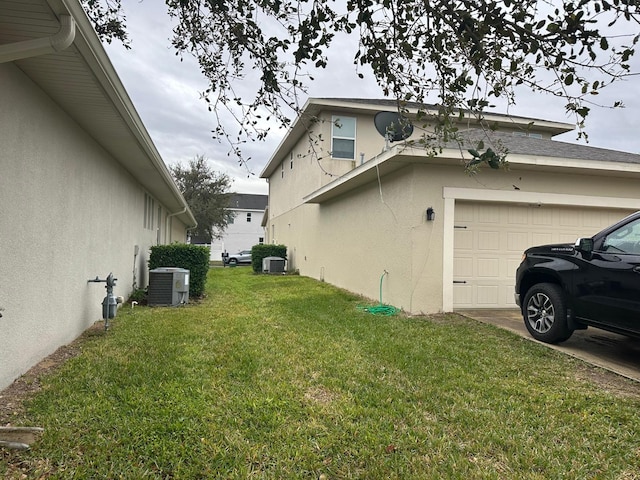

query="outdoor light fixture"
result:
[426,207,435,221]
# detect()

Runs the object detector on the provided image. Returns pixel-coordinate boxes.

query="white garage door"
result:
[453,202,635,309]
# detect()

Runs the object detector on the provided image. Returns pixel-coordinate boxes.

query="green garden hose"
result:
[358,270,398,316]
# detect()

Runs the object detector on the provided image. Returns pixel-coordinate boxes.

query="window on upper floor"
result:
[331,115,356,159]
[247,212,252,222]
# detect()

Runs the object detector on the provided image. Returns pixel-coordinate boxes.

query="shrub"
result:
[251,244,287,273]
[149,244,210,298]
[127,288,148,305]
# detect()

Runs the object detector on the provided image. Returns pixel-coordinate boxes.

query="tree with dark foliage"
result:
[170,156,235,241]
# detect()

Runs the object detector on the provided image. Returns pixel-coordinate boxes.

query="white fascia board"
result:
[439,147,640,175]
[307,98,574,133]
[506,153,640,174]
[230,208,266,213]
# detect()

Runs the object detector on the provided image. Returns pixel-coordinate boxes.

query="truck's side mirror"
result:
[575,237,594,253]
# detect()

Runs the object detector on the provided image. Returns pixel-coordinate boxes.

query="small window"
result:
[144,193,155,230]
[247,212,252,223]
[157,206,162,244]
[331,115,356,159]
[290,152,294,169]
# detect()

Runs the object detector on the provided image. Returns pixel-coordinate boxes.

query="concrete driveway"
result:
[460,309,640,383]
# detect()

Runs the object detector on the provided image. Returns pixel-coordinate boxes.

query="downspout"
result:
[0,15,76,64]
[166,207,196,244]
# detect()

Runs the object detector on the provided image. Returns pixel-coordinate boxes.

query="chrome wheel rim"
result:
[526,293,555,333]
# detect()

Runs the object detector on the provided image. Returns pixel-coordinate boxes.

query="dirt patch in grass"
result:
[304,386,338,406]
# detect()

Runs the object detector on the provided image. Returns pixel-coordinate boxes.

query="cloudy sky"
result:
[103,2,640,195]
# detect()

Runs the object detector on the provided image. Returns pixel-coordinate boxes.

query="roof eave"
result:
[304,146,640,204]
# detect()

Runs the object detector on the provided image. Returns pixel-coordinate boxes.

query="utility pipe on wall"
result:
[0,15,76,64]
[166,206,195,243]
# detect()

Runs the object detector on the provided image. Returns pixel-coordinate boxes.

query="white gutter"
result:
[0,15,76,64]
[166,207,197,243]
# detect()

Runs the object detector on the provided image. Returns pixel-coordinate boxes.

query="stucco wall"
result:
[0,63,186,390]
[268,164,442,313]
[268,110,412,218]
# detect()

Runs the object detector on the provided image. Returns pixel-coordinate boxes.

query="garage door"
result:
[453,202,635,309]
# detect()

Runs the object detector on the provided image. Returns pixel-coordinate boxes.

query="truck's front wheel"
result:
[522,283,573,344]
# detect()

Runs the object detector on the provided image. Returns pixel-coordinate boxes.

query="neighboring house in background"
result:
[194,194,268,261]
[0,1,196,390]
[260,98,640,315]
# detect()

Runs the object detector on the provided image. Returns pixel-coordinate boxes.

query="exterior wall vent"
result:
[262,257,285,274]
[148,268,190,306]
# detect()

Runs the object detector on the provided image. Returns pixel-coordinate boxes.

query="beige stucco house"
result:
[260,98,640,315]
[0,0,196,390]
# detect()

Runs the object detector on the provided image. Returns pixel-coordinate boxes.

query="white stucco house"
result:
[0,0,197,390]
[260,98,640,315]
[200,194,268,260]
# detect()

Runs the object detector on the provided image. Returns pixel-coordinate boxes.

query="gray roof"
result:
[457,129,640,164]
[229,194,268,210]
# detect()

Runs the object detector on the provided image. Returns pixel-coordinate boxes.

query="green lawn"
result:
[3,268,640,479]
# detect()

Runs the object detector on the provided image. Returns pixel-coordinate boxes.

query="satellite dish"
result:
[374,111,414,142]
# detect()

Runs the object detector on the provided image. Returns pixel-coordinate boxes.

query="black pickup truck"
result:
[515,211,640,344]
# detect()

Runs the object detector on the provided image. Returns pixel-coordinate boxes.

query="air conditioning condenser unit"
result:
[262,256,285,274]
[148,267,190,306]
